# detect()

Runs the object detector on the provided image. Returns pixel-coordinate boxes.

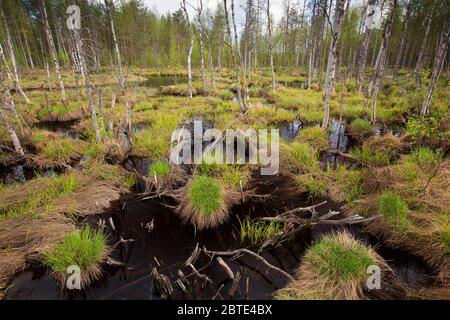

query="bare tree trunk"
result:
[394,0,411,75]
[322,0,347,130]
[231,0,249,107]
[414,0,435,88]
[420,23,449,116]
[197,23,208,92]
[356,0,377,94]
[39,0,66,104]
[98,88,105,132]
[0,54,24,154]
[266,0,276,95]
[295,0,307,69]
[182,0,194,99]
[0,108,24,155]
[207,35,216,90]
[195,1,208,92]
[106,0,126,96]
[223,0,246,112]
[1,8,30,104]
[368,0,397,125]
[24,35,35,70]
[72,29,101,143]
[109,94,116,135]
[125,100,132,133]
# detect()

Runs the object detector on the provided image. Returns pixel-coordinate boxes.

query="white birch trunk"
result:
[322,0,347,130]
[39,0,66,104]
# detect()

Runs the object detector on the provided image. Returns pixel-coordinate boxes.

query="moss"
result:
[188,176,223,216]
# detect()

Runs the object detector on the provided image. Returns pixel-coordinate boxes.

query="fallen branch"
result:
[203,247,294,282]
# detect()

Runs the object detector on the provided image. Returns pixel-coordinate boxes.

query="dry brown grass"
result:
[346,158,450,282]
[0,173,126,296]
[0,215,73,293]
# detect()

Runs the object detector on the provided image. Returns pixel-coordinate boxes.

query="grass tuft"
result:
[188,176,223,216]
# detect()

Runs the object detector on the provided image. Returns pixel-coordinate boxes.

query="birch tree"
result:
[0,57,23,155]
[72,28,102,142]
[223,0,247,113]
[394,0,411,75]
[181,0,194,99]
[0,6,30,104]
[265,0,276,95]
[414,0,436,88]
[356,0,378,93]
[195,1,208,92]
[105,0,126,96]
[420,22,449,116]
[322,0,347,130]
[39,0,66,104]
[367,0,397,125]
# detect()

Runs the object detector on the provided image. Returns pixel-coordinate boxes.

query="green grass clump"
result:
[377,191,410,231]
[350,118,373,135]
[295,173,328,198]
[284,142,319,172]
[41,138,83,163]
[238,218,284,250]
[219,90,234,101]
[298,127,328,149]
[222,165,248,190]
[83,162,136,188]
[133,129,170,160]
[188,176,223,216]
[306,233,376,282]
[134,102,154,112]
[351,146,391,167]
[248,105,296,125]
[38,101,82,118]
[148,161,171,177]
[44,226,106,273]
[405,147,441,170]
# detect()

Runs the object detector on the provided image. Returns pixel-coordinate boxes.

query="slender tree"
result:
[105,0,126,95]
[420,22,449,115]
[322,0,347,130]
[39,0,66,104]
